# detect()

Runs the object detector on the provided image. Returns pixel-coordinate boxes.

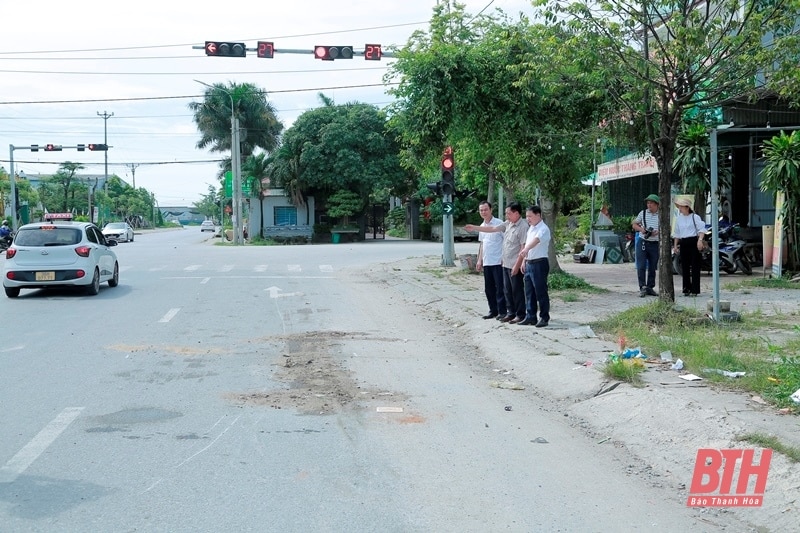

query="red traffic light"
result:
[44,144,62,152]
[257,41,274,58]
[314,45,353,61]
[441,146,454,170]
[88,143,108,151]
[364,44,382,61]
[205,41,246,57]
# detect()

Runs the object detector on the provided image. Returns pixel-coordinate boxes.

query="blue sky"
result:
[1,0,533,206]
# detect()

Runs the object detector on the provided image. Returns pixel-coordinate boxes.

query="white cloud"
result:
[1,0,532,207]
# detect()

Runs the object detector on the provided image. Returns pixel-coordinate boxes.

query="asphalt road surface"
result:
[0,229,733,531]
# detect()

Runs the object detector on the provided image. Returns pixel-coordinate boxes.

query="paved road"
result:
[0,231,736,531]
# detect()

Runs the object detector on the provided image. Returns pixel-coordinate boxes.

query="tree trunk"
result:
[539,194,562,274]
[487,169,496,207]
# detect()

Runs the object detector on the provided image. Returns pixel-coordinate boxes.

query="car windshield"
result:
[16,227,82,246]
[105,223,126,229]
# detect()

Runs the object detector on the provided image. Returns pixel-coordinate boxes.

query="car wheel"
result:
[4,286,20,298]
[130,233,134,242]
[86,268,101,295]
[108,262,119,287]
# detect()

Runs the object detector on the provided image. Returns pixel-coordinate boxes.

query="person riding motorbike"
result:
[0,221,12,248]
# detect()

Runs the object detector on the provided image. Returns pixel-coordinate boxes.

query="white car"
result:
[102,222,135,242]
[3,221,119,298]
[200,220,215,232]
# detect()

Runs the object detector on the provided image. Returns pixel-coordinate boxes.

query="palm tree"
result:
[189,82,283,178]
[242,152,271,239]
[673,123,731,214]
[761,130,800,271]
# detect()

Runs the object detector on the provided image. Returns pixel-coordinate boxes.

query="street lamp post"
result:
[194,80,243,245]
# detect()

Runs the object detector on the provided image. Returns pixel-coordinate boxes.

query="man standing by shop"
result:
[466,202,528,323]
[633,194,661,297]
[473,201,506,319]
[516,205,551,328]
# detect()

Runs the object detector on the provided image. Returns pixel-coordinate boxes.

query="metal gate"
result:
[367,204,385,240]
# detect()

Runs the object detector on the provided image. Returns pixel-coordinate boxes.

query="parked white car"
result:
[200,220,215,232]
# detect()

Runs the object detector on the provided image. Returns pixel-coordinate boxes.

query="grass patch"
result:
[725,277,800,291]
[735,433,800,463]
[549,271,607,293]
[593,300,800,409]
[602,358,646,386]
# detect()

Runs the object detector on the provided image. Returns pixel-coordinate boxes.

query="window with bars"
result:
[274,206,297,226]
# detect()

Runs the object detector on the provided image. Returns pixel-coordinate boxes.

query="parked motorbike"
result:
[672,223,752,275]
[0,232,14,252]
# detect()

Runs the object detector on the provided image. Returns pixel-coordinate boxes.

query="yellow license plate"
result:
[35,271,56,281]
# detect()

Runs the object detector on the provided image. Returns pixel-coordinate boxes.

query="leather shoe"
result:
[509,317,523,324]
[517,318,536,326]
[645,288,658,296]
[535,319,549,328]
[482,313,497,319]
[495,314,505,321]
[500,315,514,323]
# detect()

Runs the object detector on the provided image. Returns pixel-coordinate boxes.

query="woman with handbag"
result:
[672,198,706,296]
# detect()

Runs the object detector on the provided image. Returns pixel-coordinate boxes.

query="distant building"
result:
[159,207,205,225]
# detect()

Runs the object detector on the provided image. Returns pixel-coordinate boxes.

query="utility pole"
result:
[126,163,139,189]
[97,111,113,194]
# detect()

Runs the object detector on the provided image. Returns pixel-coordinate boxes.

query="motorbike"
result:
[672,223,752,275]
[0,231,13,252]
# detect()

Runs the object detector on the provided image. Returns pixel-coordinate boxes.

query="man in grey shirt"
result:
[466,201,529,323]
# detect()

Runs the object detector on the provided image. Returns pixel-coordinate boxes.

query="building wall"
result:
[248,191,315,239]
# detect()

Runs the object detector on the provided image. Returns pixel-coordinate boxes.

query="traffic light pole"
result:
[442,192,455,267]
[8,145,19,231]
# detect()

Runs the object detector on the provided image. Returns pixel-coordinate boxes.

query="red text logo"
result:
[687,448,772,507]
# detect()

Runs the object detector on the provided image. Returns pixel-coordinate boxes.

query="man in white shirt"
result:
[516,205,551,328]
[473,201,506,319]
[466,202,528,323]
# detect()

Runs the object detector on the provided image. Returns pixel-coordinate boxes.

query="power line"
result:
[0,83,398,106]
[0,66,391,76]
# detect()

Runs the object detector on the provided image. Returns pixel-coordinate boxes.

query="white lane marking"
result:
[161,276,333,280]
[319,265,333,272]
[200,277,211,284]
[0,345,25,353]
[0,407,84,483]
[184,265,201,271]
[287,264,301,272]
[219,264,234,272]
[159,308,181,323]
[148,266,166,272]
[253,264,268,272]
[265,286,304,298]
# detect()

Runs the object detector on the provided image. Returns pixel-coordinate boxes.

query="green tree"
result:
[194,184,223,223]
[673,122,732,212]
[269,95,411,224]
[326,190,362,227]
[535,0,800,299]
[189,81,283,178]
[39,162,88,213]
[761,130,800,271]
[387,5,615,267]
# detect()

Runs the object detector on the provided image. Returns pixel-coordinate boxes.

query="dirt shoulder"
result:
[359,254,800,532]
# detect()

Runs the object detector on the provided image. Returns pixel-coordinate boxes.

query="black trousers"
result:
[680,237,702,295]
[502,266,525,319]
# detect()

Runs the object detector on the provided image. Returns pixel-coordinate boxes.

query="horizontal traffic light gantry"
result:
[205,41,246,57]
[198,42,388,59]
[29,144,107,152]
[314,45,353,61]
